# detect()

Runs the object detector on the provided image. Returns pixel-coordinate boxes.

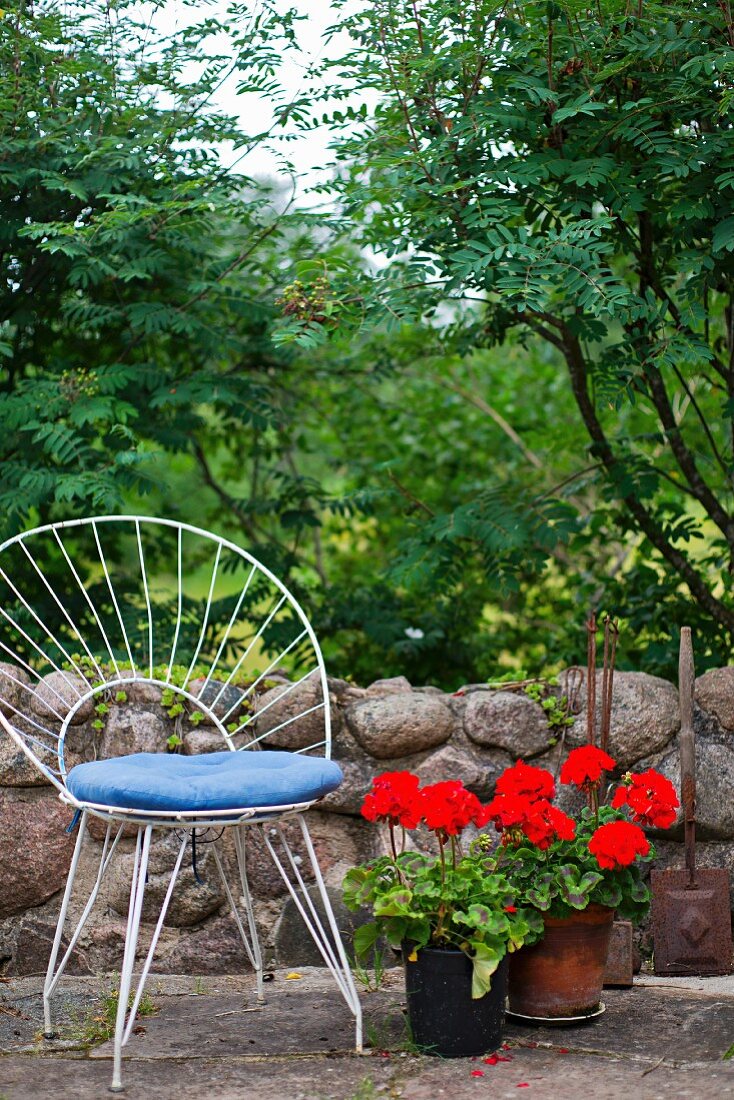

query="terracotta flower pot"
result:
[508,903,614,1018]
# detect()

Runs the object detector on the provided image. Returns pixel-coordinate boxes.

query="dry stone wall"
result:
[2,665,734,976]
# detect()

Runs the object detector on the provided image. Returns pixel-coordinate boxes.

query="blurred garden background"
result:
[2,0,734,689]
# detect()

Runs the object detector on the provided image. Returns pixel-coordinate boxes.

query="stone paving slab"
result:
[636,972,734,996]
[507,984,734,1065]
[87,984,406,1061]
[2,970,734,1100]
[2,1044,734,1100]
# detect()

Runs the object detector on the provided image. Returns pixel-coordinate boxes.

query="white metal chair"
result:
[0,516,362,1091]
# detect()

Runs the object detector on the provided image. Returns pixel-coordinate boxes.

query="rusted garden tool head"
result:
[651,628,732,976]
[651,868,732,975]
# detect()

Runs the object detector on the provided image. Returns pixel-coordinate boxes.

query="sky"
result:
[154,0,353,197]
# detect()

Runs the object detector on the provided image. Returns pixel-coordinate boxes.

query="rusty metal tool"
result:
[586,612,597,746]
[651,627,732,976]
[594,614,634,988]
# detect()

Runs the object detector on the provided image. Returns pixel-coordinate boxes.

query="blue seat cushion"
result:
[66,750,343,812]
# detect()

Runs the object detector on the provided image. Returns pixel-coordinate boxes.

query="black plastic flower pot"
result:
[403,945,508,1057]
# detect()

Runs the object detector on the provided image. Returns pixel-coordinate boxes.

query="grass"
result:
[723,1043,734,1060]
[351,947,387,993]
[72,984,158,1047]
[364,1018,393,1052]
[347,1078,378,1100]
[364,1010,427,1058]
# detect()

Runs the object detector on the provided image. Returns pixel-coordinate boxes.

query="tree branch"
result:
[561,329,734,630]
[387,469,435,516]
[193,441,294,551]
[425,371,544,471]
[642,362,734,543]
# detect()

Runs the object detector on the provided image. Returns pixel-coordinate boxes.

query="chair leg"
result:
[234,826,265,1002]
[111,825,152,1093]
[44,816,126,1038]
[262,815,363,1052]
[109,827,187,1093]
[43,810,89,1038]
[211,829,264,1000]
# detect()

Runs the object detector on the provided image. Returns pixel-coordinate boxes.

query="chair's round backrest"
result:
[0,516,331,789]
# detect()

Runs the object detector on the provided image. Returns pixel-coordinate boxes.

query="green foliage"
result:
[74,983,157,1047]
[9,0,734,688]
[349,944,387,993]
[0,0,335,598]
[491,806,653,924]
[59,655,252,744]
[522,679,575,746]
[288,0,734,675]
[343,850,543,999]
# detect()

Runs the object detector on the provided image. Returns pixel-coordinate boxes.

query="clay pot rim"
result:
[540,902,615,929]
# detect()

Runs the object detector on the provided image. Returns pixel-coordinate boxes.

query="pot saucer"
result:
[505,1001,605,1026]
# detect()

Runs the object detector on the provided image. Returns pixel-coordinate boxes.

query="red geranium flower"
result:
[420,780,490,837]
[361,771,421,829]
[560,745,617,789]
[611,769,679,829]
[485,791,537,832]
[588,820,650,870]
[521,800,576,850]
[494,760,555,801]
[486,793,575,850]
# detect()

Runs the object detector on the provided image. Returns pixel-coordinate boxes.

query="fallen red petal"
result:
[483,1055,499,1065]
[470,1069,485,1077]
[558,1048,569,1054]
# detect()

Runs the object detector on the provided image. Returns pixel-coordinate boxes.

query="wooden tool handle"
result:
[679,627,696,887]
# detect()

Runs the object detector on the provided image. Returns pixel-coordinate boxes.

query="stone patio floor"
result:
[2,967,734,1099]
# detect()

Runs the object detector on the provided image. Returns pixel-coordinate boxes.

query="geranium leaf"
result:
[455,904,510,936]
[374,887,413,916]
[471,943,502,1000]
[594,881,623,908]
[352,921,379,957]
[563,890,590,910]
[383,917,408,948]
[527,887,552,910]
[342,867,370,910]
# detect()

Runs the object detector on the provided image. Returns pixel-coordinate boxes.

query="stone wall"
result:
[2,665,734,976]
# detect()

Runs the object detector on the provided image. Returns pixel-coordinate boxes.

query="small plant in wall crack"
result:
[61,654,269,749]
[486,670,576,749]
[522,679,575,747]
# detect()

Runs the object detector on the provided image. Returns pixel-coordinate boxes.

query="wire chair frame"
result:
[0,516,362,1091]
[0,515,332,801]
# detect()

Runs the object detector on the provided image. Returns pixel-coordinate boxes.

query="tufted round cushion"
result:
[66,750,343,812]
